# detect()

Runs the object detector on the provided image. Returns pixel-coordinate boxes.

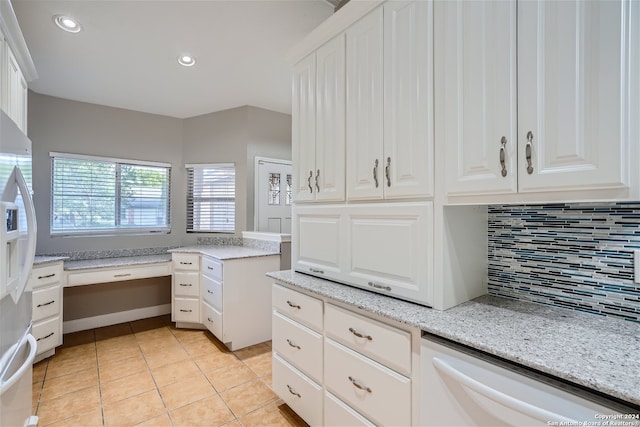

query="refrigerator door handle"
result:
[0,334,36,396]
[2,166,37,303]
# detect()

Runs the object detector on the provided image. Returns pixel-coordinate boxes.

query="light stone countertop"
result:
[267,270,640,408]
[33,255,69,266]
[63,254,172,271]
[169,245,279,260]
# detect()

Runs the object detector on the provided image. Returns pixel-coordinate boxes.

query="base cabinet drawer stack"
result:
[272,283,416,426]
[171,253,200,326]
[30,262,64,361]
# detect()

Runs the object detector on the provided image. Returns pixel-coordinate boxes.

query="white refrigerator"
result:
[0,109,38,427]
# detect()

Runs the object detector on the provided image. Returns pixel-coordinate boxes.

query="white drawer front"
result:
[174,298,200,323]
[325,303,411,375]
[324,339,411,427]
[67,263,171,287]
[32,285,61,322]
[174,272,200,297]
[272,284,323,331]
[201,256,223,281]
[172,253,200,271]
[202,301,223,341]
[272,311,323,383]
[273,353,323,427]
[324,391,375,427]
[33,316,61,355]
[30,264,63,289]
[202,275,223,311]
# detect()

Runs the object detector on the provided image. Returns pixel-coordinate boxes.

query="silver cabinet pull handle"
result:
[114,273,131,278]
[207,317,213,322]
[348,376,372,393]
[308,170,313,193]
[349,327,372,341]
[37,332,54,342]
[179,283,192,287]
[207,266,214,270]
[287,384,301,398]
[180,261,193,265]
[180,309,193,313]
[309,267,324,274]
[500,136,508,177]
[37,273,56,279]
[368,281,391,291]
[37,300,55,308]
[286,300,301,309]
[207,289,213,294]
[286,339,301,349]
[315,169,320,192]
[526,131,534,174]
[373,159,379,188]
[385,157,391,187]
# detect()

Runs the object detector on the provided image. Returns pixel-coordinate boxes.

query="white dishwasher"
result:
[421,335,639,426]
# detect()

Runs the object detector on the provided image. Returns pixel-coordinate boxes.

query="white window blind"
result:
[50,153,171,235]
[186,163,235,233]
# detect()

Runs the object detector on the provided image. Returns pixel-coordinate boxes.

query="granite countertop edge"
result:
[267,270,640,408]
[169,245,279,260]
[63,254,173,271]
[33,255,69,266]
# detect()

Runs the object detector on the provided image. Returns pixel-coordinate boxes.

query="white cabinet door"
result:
[345,202,432,306]
[292,54,316,203]
[517,0,629,193]
[346,7,384,201]
[383,0,434,199]
[292,204,345,280]
[441,0,518,196]
[316,34,346,202]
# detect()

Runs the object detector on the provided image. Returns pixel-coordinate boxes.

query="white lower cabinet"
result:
[30,262,64,361]
[272,284,416,426]
[293,201,433,306]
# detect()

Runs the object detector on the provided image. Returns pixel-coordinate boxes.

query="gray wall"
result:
[28,93,292,254]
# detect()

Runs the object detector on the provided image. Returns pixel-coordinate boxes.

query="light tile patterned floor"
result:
[31,315,308,427]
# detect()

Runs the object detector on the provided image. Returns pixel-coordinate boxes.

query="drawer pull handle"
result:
[207,266,214,270]
[286,300,301,309]
[348,376,372,393]
[37,273,56,279]
[179,283,192,287]
[286,339,301,350]
[180,309,193,313]
[287,384,301,398]
[348,327,372,341]
[37,332,54,342]
[180,261,193,265]
[309,268,324,274]
[114,273,131,278]
[207,317,213,323]
[37,300,55,308]
[367,281,391,291]
[207,290,214,294]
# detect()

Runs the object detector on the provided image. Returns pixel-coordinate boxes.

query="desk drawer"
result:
[174,272,200,297]
[272,284,323,332]
[32,285,61,322]
[174,298,200,323]
[30,264,62,289]
[67,263,171,287]
[202,256,222,281]
[172,253,200,271]
[202,275,222,311]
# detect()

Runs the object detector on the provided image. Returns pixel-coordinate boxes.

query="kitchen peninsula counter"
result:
[267,270,640,408]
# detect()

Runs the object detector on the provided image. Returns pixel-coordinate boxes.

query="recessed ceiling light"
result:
[53,15,82,33]
[178,55,196,67]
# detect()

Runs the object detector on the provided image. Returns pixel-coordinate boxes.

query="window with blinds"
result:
[50,152,171,235]
[186,163,235,233]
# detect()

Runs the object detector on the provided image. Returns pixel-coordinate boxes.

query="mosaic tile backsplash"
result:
[488,203,640,322]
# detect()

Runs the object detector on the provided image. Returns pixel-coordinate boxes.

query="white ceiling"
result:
[12,0,334,119]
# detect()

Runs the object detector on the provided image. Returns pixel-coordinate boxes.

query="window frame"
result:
[49,152,172,237]
[186,163,236,234]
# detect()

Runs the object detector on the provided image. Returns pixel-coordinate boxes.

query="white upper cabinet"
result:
[293,35,346,203]
[347,2,433,201]
[517,0,629,193]
[442,0,634,200]
[345,8,384,201]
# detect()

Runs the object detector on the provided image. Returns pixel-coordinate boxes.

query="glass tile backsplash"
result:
[488,203,640,322]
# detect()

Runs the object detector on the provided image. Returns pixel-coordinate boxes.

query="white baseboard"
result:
[63,304,171,334]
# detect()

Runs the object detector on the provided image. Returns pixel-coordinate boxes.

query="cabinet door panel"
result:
[345,202,432,306]
[441,0,518,196]
[316,35,346,202]
[517,0,628,192]
[383,0,434,199]
[346,8,384,201]
[292,54,317,203]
